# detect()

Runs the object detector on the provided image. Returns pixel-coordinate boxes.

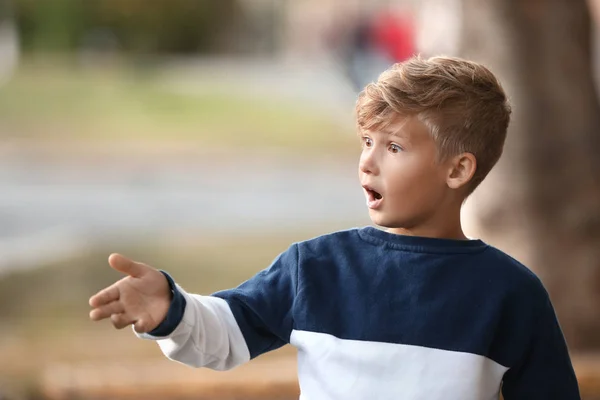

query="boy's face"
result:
[358,116,452,233]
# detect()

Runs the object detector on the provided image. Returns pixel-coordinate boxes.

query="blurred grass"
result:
[0,230,320,332]
[0,56,356,150]
[0,230,319,396]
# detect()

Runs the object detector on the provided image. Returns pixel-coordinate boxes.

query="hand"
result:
[89,254,172,333]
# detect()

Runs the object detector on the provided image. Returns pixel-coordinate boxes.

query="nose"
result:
[359,148,379,176]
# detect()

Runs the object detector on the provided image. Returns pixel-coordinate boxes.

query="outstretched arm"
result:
[89,245,299,371]
[88,254,249,370]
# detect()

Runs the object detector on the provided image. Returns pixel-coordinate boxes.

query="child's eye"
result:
[362,137,373,148]
[389,143,403,153]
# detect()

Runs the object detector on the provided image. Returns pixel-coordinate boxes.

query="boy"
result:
[89,56,580,399]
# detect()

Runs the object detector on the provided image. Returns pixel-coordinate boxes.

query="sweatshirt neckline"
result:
[357,226,488,254]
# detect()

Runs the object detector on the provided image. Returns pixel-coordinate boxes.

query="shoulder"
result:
[482,245,549,303]
[288,228,371,269]
[294,228,363,257]
[264,229,362,274]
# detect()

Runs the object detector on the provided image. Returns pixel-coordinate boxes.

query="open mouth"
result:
[363,185,383,208]
[370,190,382,200]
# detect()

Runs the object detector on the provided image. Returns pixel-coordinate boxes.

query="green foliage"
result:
[15,0,86,51]
[13,0,244,53]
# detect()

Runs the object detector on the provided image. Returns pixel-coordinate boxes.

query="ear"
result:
[446,152,476,189]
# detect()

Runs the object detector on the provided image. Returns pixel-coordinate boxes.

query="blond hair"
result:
[356,55,511,194]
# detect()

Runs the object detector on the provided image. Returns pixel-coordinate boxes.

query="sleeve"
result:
[501,289,581,400]
[211,243,299,359]
[146,271,186,337]
[135,282,251,371]
[134,244,299,370]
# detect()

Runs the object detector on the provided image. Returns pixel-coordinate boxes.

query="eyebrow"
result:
[384,128,409,140]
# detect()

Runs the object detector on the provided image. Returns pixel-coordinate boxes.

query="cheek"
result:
[386,159,443,200]
[385,157,427,186]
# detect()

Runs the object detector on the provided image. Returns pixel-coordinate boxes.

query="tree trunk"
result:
[460,0,600,351]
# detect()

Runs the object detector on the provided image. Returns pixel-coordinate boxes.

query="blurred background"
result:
[0,0,599,399]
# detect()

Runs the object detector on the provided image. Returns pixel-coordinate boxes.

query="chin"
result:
[368,210,409,230]
[368,211,394,228]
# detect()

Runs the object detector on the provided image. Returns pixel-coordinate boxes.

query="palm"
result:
[89,254,171,333]
[120,273,169,328]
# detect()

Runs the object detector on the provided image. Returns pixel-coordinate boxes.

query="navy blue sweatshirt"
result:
[145,227,580,399]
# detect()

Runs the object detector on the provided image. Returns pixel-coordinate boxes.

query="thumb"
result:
[133,318,153,334]
[108,253,148,278]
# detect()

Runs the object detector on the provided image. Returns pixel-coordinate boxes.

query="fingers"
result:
[91,254,158,332]
[111,314,153,333]
[133,318,153,334]
[111,313,135,330]
[108,253,148,278]
[89,284,120,308]
[89,300,125,321]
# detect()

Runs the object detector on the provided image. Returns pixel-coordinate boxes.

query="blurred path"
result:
[0,55,369,275]
[0,152,369,274]
[159,55,360,125]
[42,356,299,400]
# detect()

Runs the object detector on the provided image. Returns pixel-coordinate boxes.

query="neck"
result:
[386,225,468,240]
[386,199,468,240]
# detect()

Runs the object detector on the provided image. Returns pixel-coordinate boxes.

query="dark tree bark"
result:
[460,0,600,351]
